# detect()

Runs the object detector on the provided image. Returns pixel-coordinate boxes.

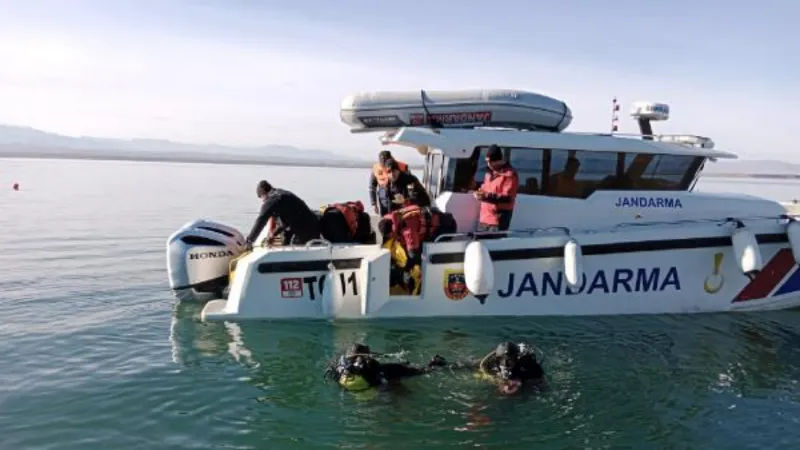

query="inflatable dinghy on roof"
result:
[340,89,573,133]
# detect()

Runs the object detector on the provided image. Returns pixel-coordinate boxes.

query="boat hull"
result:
[199,220,800,321]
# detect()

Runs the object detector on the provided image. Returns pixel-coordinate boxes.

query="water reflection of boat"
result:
[169,302,232,367]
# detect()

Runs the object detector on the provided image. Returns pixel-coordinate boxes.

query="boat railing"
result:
[305,239,333,249]
[356,125,713,147]
[432,226,572,243]
[429,215,794,247]
[612,215,791,231]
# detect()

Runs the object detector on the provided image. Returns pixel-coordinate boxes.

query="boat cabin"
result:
[339,89,782,234]
[382,127,738,233]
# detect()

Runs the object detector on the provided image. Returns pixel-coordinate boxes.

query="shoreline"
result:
[0,153,796,180]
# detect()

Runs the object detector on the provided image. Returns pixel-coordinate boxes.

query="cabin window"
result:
[441,144,704,197]
[623,153,704,190]
[425,152,445,198]
[508,148,545,194]
[548,149,619,198]
[443,146,497,193]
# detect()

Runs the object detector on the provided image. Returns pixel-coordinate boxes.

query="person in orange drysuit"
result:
[473,145,519,232]
[378,205,457,292]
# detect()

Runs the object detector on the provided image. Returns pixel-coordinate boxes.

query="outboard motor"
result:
[179,219,246,247]
[166,220,246,302]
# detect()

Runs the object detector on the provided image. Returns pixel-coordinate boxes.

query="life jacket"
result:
[321,201,365,237]
[386,205,442,253]
[373,160,409,187]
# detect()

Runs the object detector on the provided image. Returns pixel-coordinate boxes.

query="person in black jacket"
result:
[324,344,448,392]
[369,150,411,215]
[245,180,321,247]
[440,341,545,395]
[384,159,431,212]
[476,342,545,394]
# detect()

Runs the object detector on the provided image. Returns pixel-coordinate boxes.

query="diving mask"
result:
[498,357,516,379]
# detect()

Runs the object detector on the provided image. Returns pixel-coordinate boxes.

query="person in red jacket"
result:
[377,205,457,293]
[379,204,426,268]
[473,145,519,232]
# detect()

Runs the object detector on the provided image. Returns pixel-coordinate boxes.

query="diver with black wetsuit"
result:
[324,344,447,392]
[476,342,545,394]
[245,180,321,247]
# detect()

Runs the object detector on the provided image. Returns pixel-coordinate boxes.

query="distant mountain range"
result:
[704,159,800,177]
[0,124,797,177]
[0,124,375,168]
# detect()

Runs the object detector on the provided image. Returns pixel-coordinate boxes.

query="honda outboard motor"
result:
[179,219,246,247]
[166,220,245,302]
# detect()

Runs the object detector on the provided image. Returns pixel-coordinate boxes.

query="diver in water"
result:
[324,344,448,392]
[325,342,545,395]
[475,342,545,395]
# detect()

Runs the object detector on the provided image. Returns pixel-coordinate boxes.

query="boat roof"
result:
[381,127,738,160]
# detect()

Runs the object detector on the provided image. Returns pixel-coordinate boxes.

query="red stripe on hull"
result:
[732,249,795,303]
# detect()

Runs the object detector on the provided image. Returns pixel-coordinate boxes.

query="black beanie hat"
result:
[486,145,503,161]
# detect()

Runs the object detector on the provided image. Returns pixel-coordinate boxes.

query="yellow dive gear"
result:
[383,238,421,295]
[338,373,371,392]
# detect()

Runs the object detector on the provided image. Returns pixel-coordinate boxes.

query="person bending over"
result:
[245,180,321,248]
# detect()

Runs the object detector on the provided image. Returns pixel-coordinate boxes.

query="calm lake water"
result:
[3,157,800,449]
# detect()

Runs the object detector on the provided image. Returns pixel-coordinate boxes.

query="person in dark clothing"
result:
[369,150,411,215]
[384,159,431,212]
[439,341,545,395]
[324,344,448,392]
[245,180,321,247]
[477,342,544,395]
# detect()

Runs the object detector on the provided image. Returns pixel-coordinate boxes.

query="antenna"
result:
[611,97,620,133]
[630,101,670,141]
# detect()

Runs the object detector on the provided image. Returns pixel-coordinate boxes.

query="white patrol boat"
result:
[165,89,800,321]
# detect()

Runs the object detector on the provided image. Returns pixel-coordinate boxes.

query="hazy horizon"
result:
[3,121,800,176]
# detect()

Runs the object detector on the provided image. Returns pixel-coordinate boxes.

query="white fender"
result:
[731,223,763,276]
[464,241,494,302]
[787,220,800,265]
[563,238,583,291]
[320,267,337,318]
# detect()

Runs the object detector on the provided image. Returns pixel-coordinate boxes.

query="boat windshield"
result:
[442,146,705,199]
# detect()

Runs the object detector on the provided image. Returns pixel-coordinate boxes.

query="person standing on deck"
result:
[369,150,410,215]
[384,159,430,212]
[473,145,519,232]
[377,205,455,294]
[245,180,321,248]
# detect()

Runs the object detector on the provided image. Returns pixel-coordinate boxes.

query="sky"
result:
[0,0,797,163]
